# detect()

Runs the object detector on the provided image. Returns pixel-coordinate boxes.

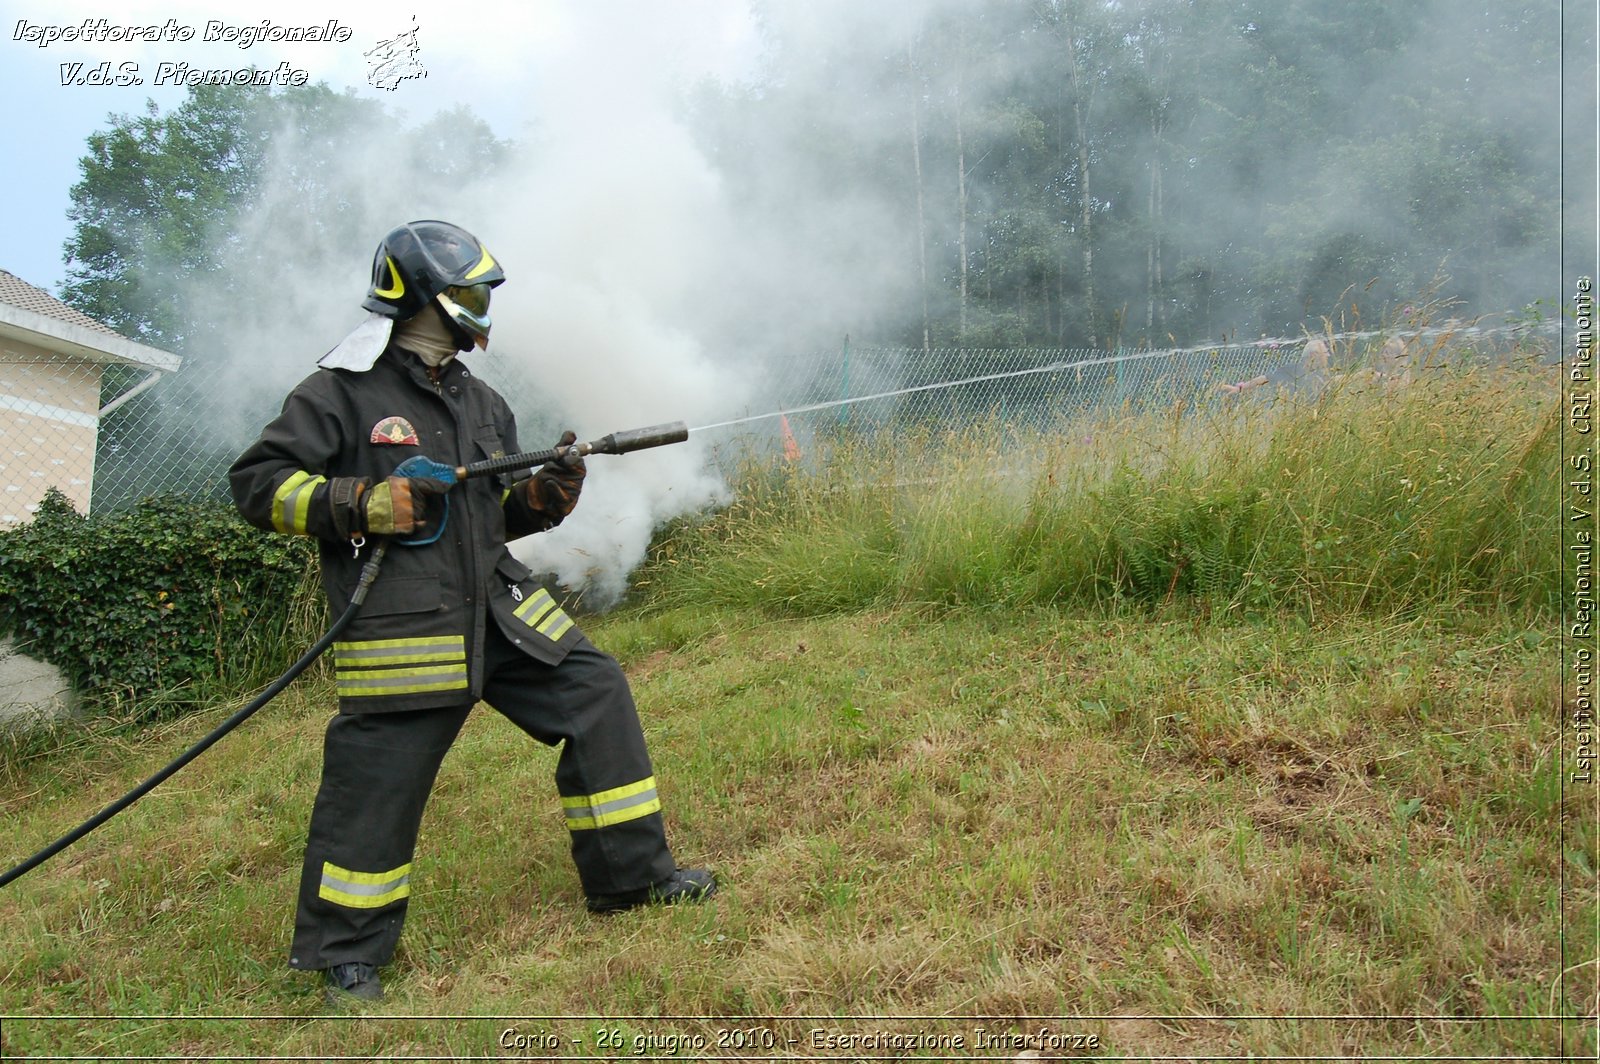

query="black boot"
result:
[587,868,717,913]
[324,961,383,1004]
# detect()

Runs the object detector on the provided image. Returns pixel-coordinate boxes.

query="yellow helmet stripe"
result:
[464,247,497,281]
[373,255,405,299]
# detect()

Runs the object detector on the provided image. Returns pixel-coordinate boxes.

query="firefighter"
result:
[229,220,714,1005]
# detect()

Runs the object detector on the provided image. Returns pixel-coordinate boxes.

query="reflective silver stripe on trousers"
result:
[564,785,660,828]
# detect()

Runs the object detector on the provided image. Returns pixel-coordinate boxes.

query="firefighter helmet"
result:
[362,220,505,350]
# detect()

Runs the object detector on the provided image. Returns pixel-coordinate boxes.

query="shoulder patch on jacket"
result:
[370,416,420,446]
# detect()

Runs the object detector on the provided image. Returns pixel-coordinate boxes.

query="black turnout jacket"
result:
[230,345,583,713]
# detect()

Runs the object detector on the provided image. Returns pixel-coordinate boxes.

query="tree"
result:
[686,0,1562,350]
[59,84,512,509]
[61,84,511,359]
[61,84,265,349]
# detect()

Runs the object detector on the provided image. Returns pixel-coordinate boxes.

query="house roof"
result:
[0,270,120,337]
[0,269,180,373]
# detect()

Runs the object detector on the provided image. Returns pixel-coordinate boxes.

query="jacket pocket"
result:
[474,423,507,460]
[505,586,577,644]
[473,428,512,490]
[358,575,444,617]
[332,578,465,702]
[495,555,533,584]
[493,558,582,664]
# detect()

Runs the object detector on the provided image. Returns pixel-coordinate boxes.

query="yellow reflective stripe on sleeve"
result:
[271,470,326,535]
[319,860,411,909]
[562,776,661,831]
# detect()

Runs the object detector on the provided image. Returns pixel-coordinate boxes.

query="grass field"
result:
[0,352,1591,1059]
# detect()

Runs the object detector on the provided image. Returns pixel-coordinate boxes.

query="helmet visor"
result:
[437,284,493,348]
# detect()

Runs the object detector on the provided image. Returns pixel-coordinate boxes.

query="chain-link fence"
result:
[1,323,1556,526]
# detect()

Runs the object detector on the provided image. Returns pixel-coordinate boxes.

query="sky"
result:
[0,0,762,293]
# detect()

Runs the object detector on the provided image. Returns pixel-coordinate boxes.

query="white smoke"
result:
[469,5,761,604]
[63,0,934,605]
[158,3,771,607]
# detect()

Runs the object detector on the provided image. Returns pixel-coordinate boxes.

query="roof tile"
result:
[0,270,119,337]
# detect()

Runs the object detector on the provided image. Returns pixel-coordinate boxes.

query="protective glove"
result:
[524,430,586,526]
[362,472,452,535]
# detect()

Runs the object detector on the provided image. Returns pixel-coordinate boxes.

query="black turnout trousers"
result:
[287,622,677,971]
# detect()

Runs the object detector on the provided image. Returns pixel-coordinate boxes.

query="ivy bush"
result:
[0,489,317,708]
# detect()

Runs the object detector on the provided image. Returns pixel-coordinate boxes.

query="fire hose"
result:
[0,421,689,889]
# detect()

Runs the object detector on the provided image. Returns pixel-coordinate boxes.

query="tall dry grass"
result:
[643,354,1559,622]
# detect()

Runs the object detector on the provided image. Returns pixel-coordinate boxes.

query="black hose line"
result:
[0,541,390,890]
